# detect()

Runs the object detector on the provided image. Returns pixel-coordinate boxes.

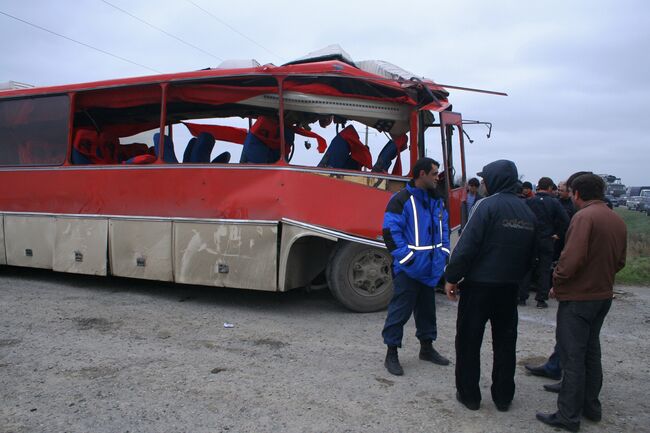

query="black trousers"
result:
[455,283,518,405]
[519,237,554,302]
[556,299,612,425]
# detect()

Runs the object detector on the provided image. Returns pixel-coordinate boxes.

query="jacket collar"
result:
[579,199,606,210]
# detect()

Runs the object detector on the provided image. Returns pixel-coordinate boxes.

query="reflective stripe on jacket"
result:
[382,182,450,286]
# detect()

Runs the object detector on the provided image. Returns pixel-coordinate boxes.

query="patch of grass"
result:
[616,257,650,286]
[614,208,650,286]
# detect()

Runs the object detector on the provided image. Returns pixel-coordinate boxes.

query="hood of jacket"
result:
[478,159,519,196]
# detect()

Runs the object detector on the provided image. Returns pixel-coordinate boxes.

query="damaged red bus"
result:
[0,46,502,312]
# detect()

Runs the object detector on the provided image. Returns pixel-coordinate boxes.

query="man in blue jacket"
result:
[445,159,537,411]
[381,157,450,376]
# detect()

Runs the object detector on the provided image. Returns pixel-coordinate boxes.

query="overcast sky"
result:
[2,0,648,186]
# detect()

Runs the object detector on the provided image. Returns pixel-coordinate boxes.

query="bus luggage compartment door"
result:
[4,215,55,269]
[53,216,108,276]
[173,221,278,291]
[109,219,173,282]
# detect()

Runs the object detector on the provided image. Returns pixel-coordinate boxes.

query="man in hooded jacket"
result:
[444,159,538,411]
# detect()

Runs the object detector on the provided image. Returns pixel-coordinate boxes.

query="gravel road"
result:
[1,267,648,433]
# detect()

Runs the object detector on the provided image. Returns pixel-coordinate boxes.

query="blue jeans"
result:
[382,272,437,347]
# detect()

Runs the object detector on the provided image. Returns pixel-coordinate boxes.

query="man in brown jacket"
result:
[536,174,627,432]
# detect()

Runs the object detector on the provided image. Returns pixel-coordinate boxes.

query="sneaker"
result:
[536,300,548,309]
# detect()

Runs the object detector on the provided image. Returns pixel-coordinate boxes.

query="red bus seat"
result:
[72,129,120,164]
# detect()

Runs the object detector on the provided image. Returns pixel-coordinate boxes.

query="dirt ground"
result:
[1,267,648,433]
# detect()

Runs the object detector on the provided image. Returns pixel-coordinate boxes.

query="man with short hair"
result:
[536,174,626,432]
[459,177,482,234]
[381,157,450,376]
[524,177,570,308]
[557,181,576,220]
[522,181,535,198]
[524,179,577,383]
[445,160,537,412]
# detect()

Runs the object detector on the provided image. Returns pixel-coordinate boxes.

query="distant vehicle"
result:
[606,183,626,197]
[598,174,626,197]
[627,196,643,210]
[604,194,619,207]
[626,186,650,197]
[618,196,627,206]
[638,189,650,212]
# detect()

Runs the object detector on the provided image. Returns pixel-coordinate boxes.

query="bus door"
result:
[439,111,467,232]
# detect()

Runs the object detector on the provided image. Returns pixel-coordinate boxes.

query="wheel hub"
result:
[348,250,391,296]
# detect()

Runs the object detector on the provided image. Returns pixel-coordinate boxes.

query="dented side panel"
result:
[53,217,108,275]
[4,215,55,269]
[173,222,277,291]
[109,219,173,281]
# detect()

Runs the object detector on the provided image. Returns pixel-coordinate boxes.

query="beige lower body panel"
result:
[174,222,278,291]
[109,219,173,281]
[2,213,279,290]
[4,215,56,269]
[53,217,108,275]
[0,215,6,265]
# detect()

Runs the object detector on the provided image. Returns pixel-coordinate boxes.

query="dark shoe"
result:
[419,340,450,366]
[536,300,549,309]
[384,346,403,376]
[536,412,579,432]
[456,392,480,411]
[494,401,511,412]
[525,364,562,381]
[518,299,526,306]
[583,409,601,422]
[543,382,562,393]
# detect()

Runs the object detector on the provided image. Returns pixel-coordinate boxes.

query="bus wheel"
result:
[327,242,393,312]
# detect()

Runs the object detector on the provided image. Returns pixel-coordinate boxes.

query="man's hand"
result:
[549,287,556,299]
[445,282,458,301]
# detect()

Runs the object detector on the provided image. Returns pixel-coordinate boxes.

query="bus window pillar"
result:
[276,76,288,166]
[409,110,418,176]
[64,91,76,166]
[156,83,169,164]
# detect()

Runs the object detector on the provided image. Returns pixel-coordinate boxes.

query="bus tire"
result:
[327,242,393,312]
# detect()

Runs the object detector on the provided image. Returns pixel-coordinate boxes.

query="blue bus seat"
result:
[183,137,196,163]
[372,140,398,172]
[153,133,178,163]
[318,133,359,169]
[190,132,216,163]
[211,152,231,164]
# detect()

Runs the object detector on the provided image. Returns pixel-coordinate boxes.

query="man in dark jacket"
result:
[524,178,577,382]
[381,157,450,376]
[459,177,483,235]
[523,177,570,308]
[444,159,537,412]
[536,174,626,432]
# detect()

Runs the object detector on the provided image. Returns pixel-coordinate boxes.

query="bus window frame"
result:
[0,93,71,167]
